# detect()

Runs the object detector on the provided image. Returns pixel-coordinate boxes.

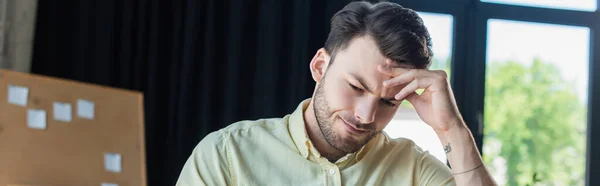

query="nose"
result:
[354,98,377,124]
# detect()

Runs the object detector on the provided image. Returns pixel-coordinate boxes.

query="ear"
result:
[309,48,331,84]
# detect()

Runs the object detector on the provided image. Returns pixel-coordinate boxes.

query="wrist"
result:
[436,119,483,172]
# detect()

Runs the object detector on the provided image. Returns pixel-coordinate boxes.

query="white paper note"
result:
[101,183,119,186]
[27,109,47,130]
[53,102,72,122]
[77,99,95,119]
[104,153,122,173]
[8,84,29,107]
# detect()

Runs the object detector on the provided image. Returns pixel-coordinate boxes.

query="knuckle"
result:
[438,70,448,77]
[434,70,448,81]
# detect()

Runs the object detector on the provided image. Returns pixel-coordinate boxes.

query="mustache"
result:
[341,116,376,131]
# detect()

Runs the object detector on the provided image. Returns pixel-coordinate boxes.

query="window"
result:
[481,0,596,12]
[383,12,454,163]
[483,19,589,186]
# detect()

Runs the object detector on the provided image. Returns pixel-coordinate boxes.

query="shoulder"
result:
[378,134,441,165]
[218,115,289,138]
[378,135,453,184]
[382,134,427,154]
[197,115,290,150]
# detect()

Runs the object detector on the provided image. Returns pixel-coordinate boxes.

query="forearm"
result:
[436,119,497,186]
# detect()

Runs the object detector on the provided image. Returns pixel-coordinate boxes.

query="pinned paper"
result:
[8,84,29,107]
[27,109,47,130]
[104,153,122,173]
[101,183,119,186]
[53,102,72,122]
[77,99,95,119]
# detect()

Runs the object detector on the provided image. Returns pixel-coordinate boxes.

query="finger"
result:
[378,64,412,77]
[395,77,435,100]
[395,80,418,100]
[383,69,439,88]
[383,70,416,88]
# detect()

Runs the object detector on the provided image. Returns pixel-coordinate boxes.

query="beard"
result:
[313,77,381,154]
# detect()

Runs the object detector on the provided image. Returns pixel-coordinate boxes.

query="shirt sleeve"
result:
[176,131,232,186]
[417,151,456,186]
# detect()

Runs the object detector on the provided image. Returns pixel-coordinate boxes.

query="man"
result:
[177,1,496,185]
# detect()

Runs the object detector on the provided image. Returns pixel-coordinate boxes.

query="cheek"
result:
[325,81,356,109]
[338,88,356,105]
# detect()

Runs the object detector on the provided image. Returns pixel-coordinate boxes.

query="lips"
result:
[341,118,368,134]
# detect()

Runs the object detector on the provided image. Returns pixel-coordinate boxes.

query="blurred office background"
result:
[1,0,599,185]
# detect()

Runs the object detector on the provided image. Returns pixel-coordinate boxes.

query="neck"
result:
[303,100,346,162]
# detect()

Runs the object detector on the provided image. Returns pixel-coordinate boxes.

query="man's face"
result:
[313,36,402,154]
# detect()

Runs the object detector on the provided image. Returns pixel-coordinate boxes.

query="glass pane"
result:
[383,12,453,163]
[483,19,589,186]
[481,0,596,12]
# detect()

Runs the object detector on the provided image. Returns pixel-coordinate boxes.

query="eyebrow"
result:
[352,72,373,93]
[350,73,402,104]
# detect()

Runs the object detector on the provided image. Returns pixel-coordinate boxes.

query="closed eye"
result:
[348,83,362,92]
[381,99,398,107]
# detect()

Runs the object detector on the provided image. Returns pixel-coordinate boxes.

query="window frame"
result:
[392,0,600,185]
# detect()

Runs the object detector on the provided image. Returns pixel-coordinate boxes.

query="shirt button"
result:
[329,168,336,175]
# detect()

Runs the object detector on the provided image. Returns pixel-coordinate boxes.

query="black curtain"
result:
[31,0,353,185]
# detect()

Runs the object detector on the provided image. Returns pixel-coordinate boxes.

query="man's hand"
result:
[378,59,463,133]
[378,59,497,186]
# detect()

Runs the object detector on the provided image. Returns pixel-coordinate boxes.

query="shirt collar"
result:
[354,132,382,162]
[289,99,311,159]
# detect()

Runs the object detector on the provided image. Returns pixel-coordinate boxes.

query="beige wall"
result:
[0,0,37,72]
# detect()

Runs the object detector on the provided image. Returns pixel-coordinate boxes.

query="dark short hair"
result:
[324,1,432,69]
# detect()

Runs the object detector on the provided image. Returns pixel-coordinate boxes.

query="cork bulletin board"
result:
[0,70,146,186]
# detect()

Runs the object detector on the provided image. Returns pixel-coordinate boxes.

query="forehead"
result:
[333,36,389,82]
[335,36,387,70]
